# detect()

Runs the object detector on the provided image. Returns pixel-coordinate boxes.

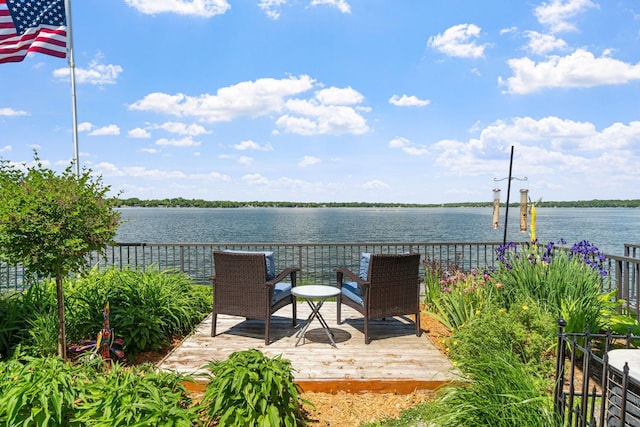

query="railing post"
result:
[555,318,567,424]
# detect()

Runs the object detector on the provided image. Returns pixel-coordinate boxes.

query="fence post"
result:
[555,318,567,424]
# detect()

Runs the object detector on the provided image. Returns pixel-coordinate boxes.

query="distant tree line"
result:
[115,197,640,209]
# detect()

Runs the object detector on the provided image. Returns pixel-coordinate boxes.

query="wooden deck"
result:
[158,303,455,393]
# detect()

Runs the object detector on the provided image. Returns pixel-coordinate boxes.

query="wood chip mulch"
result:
[299,314,450,426]
[140,315,452,426]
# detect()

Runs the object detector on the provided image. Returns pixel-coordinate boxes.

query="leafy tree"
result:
[0,155,120,358]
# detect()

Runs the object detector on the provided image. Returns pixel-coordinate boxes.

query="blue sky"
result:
[1,0,639,204]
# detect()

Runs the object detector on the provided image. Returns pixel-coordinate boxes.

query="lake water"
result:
[115,207,640,256]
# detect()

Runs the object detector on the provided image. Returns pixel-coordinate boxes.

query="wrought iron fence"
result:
[83,241,507,286]
[554,319,640,426]
[3,241,640,320]
[0,241,506,291]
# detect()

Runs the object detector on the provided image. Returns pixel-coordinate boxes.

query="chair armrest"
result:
[334,267,368,287]
[267,267,300,286]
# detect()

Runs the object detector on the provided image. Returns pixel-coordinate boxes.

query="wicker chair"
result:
[335,253,422,344]
[211,251,299,345]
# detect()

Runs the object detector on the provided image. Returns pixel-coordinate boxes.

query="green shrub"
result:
[0,291,27,359]
[0,355,83,426]
[66,266,211,355]
[201,349,307,427]
[0,355,197,426]
[6,280,60,358]
[72,362,197,426]
[449,299,557,385]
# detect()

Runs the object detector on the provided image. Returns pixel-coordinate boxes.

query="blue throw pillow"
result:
[359,252,371,280]
[224,250,276,280]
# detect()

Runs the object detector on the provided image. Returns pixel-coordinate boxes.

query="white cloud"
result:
[233,140,273,151]
[89,125,120,136]
[240,174,324,195]
[77,122,93,132]
[525,31,568,55]
[128,128,151,138]
[276,101,369,135]
[500,49,640,94]
[156,121,210,136]
[362,180,390,190]
[273,85,369,135]
[242,173,270,185]
[129,75,316,122]
[388,136,429,156]
[0,107,28,117]
[309,0,351,13]
[130,75,370,136]
[534,0,597,33]
[258,0,287,19]
[315,86,363,105]
[155,137,201,147]
[389,94,430,107]
[124,0,230,17]
[427,24,488,58]
[140,147,159,154]
[428,117,640,183]
[238,156,253,165]
[54,57,123,85]
[0,145,11,153]
[298,155,321,167]
[94,161,230,181]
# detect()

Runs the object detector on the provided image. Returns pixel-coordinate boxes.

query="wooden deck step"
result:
[158,304,455,393]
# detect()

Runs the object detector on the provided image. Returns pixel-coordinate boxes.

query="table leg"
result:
[294,298,336,347]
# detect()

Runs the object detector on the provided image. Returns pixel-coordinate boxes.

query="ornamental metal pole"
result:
[64,0,80,177]
[493,145,527,246]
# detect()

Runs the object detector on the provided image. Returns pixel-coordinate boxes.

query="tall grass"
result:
[421,353,556,427]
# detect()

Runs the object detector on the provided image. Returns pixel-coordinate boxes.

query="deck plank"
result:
[158,304,455,392]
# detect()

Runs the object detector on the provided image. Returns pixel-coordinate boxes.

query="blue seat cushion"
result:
[359,252,371,280]
[224,250,276,280]
[342,281,364,306]
[272,282,292,305]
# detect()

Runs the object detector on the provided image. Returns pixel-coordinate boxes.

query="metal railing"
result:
[0,241,507,291]
[3,241,640,320]
[84,241,507,286]
[554,319,640,426]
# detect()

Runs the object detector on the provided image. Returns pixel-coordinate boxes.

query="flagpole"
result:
[64,0,80,177]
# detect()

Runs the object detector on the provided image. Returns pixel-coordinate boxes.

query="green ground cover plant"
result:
[2,343,307,426]
[201,349,308,427]
[0,354,196,426]
[0,267,211,360]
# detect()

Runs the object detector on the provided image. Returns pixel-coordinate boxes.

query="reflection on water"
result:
[115,207,640,256]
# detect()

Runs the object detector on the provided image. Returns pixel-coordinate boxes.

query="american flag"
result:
[0,0,67,64]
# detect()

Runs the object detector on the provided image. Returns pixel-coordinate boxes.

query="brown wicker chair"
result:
[335,253,422,344]
[211,251,299,345]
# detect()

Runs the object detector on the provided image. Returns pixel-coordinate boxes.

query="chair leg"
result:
[211,312,217,337]
[265,315,270,346]
[337,297,342,324]
[364,317,370,345]
[292,298,297,326]
[415,311,421,337]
